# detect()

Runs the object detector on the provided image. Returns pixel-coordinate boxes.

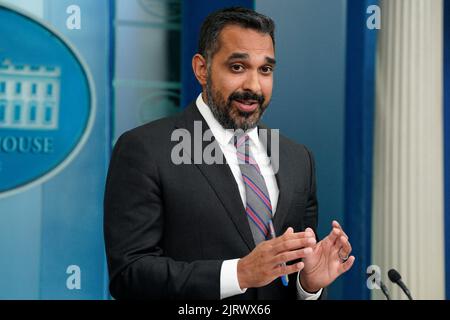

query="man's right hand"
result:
[237,227,316,289]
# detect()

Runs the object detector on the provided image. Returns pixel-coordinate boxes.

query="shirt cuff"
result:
[220,259,247,300]
[296,272,323,300]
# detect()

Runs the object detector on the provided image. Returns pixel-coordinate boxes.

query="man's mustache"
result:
[228,91,265,106]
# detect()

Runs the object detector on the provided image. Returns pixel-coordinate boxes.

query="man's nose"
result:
[242,70,262,94]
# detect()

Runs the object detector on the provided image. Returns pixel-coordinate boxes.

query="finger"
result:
[338,236,352,257]
[269,229,311,247]
[304,227,316,239]
[332,221,349,239]
[264,228,293,246]
[274,261,304,278]
[285,227,294,234]
[272,237,316,254]
[272,247,313,265]
[338,256,355,275]
[327,227,342,245]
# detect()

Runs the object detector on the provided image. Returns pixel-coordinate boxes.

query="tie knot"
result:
[234,131,259,167]
[234,131,250,149]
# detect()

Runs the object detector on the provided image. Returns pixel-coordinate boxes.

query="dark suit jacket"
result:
[104,101,321,300]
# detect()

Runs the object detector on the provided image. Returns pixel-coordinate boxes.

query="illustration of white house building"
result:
[0,59,61,130]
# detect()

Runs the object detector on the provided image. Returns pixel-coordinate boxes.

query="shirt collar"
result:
[196,93,259,147]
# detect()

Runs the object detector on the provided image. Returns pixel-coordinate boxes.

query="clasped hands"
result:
[237,221,355,293]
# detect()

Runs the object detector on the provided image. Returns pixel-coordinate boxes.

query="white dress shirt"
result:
[195,94,322,300]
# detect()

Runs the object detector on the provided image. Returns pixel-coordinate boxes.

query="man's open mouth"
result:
[233,99,259,112]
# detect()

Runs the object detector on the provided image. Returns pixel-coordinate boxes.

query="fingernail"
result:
[304,247,312,254]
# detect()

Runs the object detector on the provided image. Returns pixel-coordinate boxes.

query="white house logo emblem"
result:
[0,60,61,130]
[0,5,95,197]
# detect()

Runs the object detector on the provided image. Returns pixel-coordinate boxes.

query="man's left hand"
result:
[299,220,355,293]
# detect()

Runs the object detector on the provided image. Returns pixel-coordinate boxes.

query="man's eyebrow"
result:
[226,52,250,61]
[265,57,276,65]
[226,53,277,65]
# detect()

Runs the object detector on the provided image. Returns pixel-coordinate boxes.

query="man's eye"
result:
[230,64,244,72]
[261,66,273,74]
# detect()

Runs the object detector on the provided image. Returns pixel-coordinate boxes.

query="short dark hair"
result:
[198,7,275,62]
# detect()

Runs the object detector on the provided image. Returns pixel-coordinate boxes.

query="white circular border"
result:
[0,3,97,199]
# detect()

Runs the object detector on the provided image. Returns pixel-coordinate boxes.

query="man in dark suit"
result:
[104,7,354,300]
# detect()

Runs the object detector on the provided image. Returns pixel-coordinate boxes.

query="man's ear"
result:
[192,54,208,86]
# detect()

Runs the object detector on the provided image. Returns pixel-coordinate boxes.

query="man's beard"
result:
[205,74,269,131]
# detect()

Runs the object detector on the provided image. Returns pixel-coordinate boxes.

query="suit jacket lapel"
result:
[273,149,296,235]
[175,103,256,251]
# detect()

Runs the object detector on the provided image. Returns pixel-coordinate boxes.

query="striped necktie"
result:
[234,132,273,245]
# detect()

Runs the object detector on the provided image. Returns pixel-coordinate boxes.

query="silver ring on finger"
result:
[338,248,349,263]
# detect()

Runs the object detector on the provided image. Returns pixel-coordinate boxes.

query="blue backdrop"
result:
[0,0,110,299]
